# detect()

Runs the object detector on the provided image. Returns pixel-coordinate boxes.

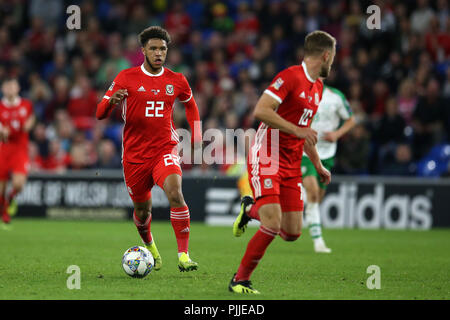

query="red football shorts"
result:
[0,145,29,180]
[247,154,304,212]
[123,148,182,203]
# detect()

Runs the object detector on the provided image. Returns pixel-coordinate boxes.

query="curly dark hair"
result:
[139,26,171,47]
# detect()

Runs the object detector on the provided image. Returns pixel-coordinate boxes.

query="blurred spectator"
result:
[235,1,260,43]
[425,15,450,63]
[126,4,152,36]
[367,79,390,120]
[322,2,342,40]
[397,78,418,125]
[373,97,407,147]
[85,16,108,53]
[336,124,371,175]
[52,110,75,152]
[28,73,52,122]
[345,0,364,29]
[31,122,49,159]
[164,2,192,44]
[124,34,144,67]
[45,75,70,123]
[41,139,71,173]
[166,47,190,75]
[85,140,99,168]
[69,143,90,170]
[437,0,449,31]
[289,14,307,49]
[42,51,71,83]
[95,34,130,85]
[381,51,407,93]
[379,143,416,176]
[28,141,44,173]
[67,75,97,131]
[410,0,435,34]
[411,78,446,159]
[305,1,322,33]
[210,2,234,33]
[95,139,121,169]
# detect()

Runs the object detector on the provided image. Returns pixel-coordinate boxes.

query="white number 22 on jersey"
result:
[298,108,313,126]
[145,101,164,117]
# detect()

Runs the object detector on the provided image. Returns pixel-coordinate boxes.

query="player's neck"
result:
[2,96,20,106]
[143,61,163,75]
[302,59,321,82]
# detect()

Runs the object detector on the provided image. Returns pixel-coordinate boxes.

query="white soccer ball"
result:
[122,246,154,278]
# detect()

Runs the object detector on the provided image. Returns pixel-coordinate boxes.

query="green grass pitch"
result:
[0,219,449,300]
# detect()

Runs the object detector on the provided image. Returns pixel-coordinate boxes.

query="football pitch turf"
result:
[0,219,449,300]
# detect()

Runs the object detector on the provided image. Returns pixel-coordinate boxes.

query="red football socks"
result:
[234,225,279,281]
[247,203,260,221]
[0,195,10,224]
[170,205,190,254]
[133,211,153,245]
[7,188,19,204]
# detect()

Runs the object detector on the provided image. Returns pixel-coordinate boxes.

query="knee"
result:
[262,215,282,233]
[134,207,150,221]
[280,229,302,242]
[166,188,185,207]
[12,183,24,193]
[308,190,320,203]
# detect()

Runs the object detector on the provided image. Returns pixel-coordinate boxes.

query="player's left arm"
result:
[323,116,355,142]
[182,97,202,148]
[304,143,331,185]
[323,89,356,142]
[179,75,202,148]
[23,100,36,132]
[23,114,36,133]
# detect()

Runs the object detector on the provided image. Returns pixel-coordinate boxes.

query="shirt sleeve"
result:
[96,71,126,120]
[178,74,193,103]
[334,89,353,120]
[103,71,126,101]
[263,69,294,104]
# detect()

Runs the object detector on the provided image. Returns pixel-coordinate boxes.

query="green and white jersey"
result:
[304,85,353,159]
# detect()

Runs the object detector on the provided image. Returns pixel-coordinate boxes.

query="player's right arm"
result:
[304,142,331,185]
[253,93,318,147]
[96,73,128,120]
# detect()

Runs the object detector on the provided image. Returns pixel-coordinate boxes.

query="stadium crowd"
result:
[0,0,449,176]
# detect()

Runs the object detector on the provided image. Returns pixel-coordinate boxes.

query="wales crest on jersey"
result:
[166,84,174,95]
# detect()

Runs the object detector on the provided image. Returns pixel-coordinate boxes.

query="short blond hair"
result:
[304,30,336,56]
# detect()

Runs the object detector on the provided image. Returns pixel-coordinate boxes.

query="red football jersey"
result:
[250,62,324,176]
[99,65,193,163]
[0,97,33,148]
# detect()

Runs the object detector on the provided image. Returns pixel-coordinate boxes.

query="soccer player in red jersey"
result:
[0,78,35,229]
[96,26,202,272]
[229,31,336,293]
